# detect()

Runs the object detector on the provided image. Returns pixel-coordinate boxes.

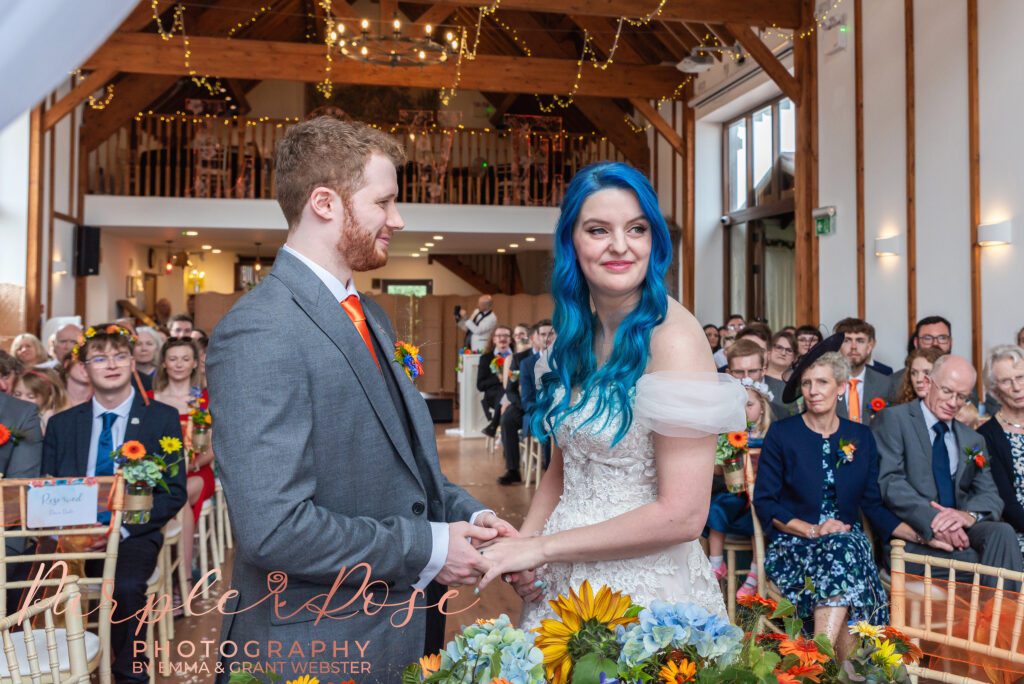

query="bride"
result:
[477,162,747,628]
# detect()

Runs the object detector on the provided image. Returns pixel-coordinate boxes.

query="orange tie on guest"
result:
[341,294,381,371]
[848,377,861,423]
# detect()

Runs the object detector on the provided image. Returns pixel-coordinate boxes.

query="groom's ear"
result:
[309,186,340,222]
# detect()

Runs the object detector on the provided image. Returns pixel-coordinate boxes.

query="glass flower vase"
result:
[191,426,211,454]
[122,483,154,524]
[722,454,746,493]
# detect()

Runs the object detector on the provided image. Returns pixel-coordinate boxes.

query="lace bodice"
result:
[518,372,746,632]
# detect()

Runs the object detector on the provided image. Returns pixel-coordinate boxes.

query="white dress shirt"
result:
[921,401,959,476]
[88,389,135,476]
[282,243,491,588]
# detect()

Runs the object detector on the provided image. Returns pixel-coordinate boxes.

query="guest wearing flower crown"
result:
[754,334,920,656]
[705,377,773,600]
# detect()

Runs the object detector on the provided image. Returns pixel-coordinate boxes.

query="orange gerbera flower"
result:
[727,432,748,448]
[785,664,824,683]
[757,632,789,642]
[488,679,513,684]
[121,440,147,460]
[659,658,696,683]
[778,637,829,666]
[0,425,10,447]
[882,626,924,664]
[774,671,800,684]
[737,593,777,612]
[418,654,441,678]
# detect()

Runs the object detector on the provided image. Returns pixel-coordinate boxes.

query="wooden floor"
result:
[159,422,530,682]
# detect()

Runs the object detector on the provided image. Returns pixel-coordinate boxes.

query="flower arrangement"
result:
[394,341,425,382]
[869,398,886,413]
[112,436,185,524]
[963,445,987,469]
[71,324,137,362]
[717,432,749,493]
[456,347,474,374]
[0,424,24,447]
[837,439,856,468]
[490,355,507,376]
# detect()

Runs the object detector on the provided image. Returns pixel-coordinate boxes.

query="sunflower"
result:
[533,580,638,684]
[121,441,147,460]
[882,626,923,664]
[418,653,441,678]
[286,676,319,684]
[727,432,748,448]
[159,436,182,454]
[848,620,885,640]
[659,658,696,683]
[778,637,829,666]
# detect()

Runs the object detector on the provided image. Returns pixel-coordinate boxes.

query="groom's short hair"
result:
[274,117,406,229]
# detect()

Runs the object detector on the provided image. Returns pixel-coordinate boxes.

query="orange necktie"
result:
[341,295,381,371]
[848,378,861,423]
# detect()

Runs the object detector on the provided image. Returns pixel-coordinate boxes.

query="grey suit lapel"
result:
[906,401,941,498]
[952,420,975,489]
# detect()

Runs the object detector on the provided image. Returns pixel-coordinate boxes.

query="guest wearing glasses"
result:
[766,331,797,382]
[794,325,822,361]
[874,354,1022,584]
[978,345,1024,553]
[713,314,746,367]
[725,339,796,420]
[887,316,952,402]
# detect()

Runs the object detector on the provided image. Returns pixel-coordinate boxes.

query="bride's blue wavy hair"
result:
[530,161,671,447]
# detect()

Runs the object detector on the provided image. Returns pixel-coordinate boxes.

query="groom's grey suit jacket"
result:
[207,249,485,682]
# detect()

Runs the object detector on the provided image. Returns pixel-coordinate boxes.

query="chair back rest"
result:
[0,577,91,683]
[744,451,768,596]
[890,539,1024,675]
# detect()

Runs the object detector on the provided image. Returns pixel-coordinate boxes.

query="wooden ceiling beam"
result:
[568,15,646,64]
[629,97,683,157]
[115,0,175,33]
[411,4,457,32]
[83,33,684,99]
[682,22,720,61]
[401,0,801,28]
[706,23,737,46]
[43,69,117,131]
[726,23,800,101]
[660,20,697,54]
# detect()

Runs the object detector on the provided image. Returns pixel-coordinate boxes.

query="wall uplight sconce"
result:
[978,220,1012,246]
[874,236,900,256]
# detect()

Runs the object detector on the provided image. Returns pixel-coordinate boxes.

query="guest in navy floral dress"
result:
[978,345,1024,553]
[754,336,922,658]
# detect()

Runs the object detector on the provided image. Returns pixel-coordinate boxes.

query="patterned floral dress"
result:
[1008,432,1024,554]
[763,438,890,623]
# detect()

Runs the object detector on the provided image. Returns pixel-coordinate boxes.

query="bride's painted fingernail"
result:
[534,580,543,587]
[473,587,479,595]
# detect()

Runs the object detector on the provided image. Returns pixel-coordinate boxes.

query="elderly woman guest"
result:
[10,334,48,368]
[891,347,945,406]
[133,327,162,377]
[766,331,797,382]
[978,345,1024,552]
[753,335,920,656]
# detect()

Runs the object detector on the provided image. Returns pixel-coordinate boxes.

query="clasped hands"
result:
[436,513,546,603]
[927,501,974,551]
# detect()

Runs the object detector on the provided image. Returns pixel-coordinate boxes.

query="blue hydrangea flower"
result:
[617,601,744,668]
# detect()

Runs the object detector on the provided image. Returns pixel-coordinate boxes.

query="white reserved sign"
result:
[26,483,99,528]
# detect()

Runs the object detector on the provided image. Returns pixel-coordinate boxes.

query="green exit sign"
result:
[813,207,837,235]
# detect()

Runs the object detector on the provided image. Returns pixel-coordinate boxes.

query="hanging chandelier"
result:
[334,14,452,67]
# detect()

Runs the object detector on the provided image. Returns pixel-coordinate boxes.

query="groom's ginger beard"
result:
[336,210,392,271]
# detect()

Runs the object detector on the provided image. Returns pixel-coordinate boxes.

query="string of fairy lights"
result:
[111,0,848,135]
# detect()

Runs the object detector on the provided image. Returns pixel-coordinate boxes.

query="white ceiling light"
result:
[433,235,444,240]
[525,236,536,242]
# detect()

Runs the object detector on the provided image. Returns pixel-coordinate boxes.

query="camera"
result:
[454,305,462,321]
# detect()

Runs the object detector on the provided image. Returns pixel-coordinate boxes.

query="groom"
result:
[207,117,516,682]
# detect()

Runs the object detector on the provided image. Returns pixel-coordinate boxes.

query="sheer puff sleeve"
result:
[634,371,748,438]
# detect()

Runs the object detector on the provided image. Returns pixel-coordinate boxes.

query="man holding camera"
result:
[457,295,497,352]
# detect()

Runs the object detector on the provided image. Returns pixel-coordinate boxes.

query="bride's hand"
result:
[477,536,545,591]
[509,569,546,603]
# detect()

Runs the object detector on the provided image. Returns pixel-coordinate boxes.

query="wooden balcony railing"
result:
[86,115,628,207]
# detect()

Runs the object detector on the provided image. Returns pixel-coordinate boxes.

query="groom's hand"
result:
[435,521,497,587]
[472,512,519,544]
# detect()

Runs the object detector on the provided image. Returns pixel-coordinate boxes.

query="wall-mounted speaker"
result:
[74,225,100,276]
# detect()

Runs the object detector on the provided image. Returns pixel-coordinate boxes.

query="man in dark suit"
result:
[497,319,552,485]
[519,321,555,470]
[43,325,187,683]
[874,354,1021,585]
[0,391,43,590]
[833,318,890,424]
[478,326,513,437]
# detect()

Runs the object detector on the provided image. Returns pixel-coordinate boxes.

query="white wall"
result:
[85,229,150,324]
[352,256,483,296]
[693,121,723,325]
[0,113,30,288]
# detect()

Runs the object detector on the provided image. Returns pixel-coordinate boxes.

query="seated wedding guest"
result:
[978,345,1024,553]
[497,324,544,486]
[478,326,513,437]
[727,339,795,420]
[0,351,23,394]
[458,294,497,352]
[12,369,67,435]
[0,389,43,481]
[713,314,745,367]
[833,318,889,425]
[957,403,982,430]
[706,378,773,599]
[718,323,771,373]
[767,331,797,382]
[194,335,209,385]
[888,315,952,402]
[1018,326,1024,349]
[754,336,919,656]
[155,326,170,343]
[133,327,161,377]
[520,321,555,470]
[781,325,797,337]
[704,324,721,352]
[10,334,47,368]
[152,337,215,578]
[43,324,187,683]
[795,325,822,361]
[168,313,194,339]
[155,298,172,327]
[190,329,208,346]
[512,323,531,354]
[891,347,945,406]
[38,323,82,370]
[875,354,1021,586]
[59,351,92,407]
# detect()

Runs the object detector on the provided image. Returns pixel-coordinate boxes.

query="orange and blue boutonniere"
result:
[869,397,887,413]
[963,446,987,469]
[393,341,424,382]
[837,438,856,467]
[0,424,24,447]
